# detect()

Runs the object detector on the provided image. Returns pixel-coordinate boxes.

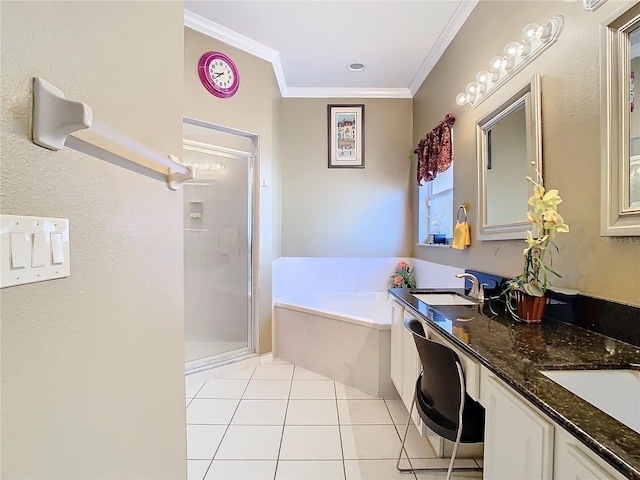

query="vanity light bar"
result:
[455,15,564,108]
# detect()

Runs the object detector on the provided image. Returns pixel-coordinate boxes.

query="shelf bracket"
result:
[168,155,194,190]
[32,77,93,150]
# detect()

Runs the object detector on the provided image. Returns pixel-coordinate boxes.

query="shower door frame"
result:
[183,116,259,374]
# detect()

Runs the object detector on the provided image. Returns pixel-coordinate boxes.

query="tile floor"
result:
[186,359,483,480]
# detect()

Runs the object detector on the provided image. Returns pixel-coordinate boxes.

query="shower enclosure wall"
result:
[182,124,254,370]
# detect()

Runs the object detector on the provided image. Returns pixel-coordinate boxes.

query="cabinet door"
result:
[401,319,419,412]
[390,300,404,396]
[402,313,423,430]
[554,429,626,480]
[390,302,422,432]
[482,371,554,480]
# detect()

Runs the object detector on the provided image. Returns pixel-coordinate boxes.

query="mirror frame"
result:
[476,74,542,241]
[601,2,640,236]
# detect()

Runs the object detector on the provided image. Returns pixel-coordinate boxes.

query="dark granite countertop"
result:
[389,287,640,480]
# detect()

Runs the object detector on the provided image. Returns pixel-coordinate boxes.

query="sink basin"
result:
[412,293,476,306]
[541,369,640,434]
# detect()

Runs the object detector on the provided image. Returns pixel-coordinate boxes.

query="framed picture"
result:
[327,104,365,168]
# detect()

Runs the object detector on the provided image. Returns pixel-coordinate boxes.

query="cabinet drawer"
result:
[427,327,480,401]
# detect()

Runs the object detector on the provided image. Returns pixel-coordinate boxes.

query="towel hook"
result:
[457,205,467,223]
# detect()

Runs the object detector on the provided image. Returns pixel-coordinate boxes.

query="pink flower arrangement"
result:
[388,261,416,289]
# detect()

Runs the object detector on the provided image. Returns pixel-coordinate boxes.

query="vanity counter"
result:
[389,287,640,479]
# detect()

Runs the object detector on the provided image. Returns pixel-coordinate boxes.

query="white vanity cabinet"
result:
[388,294,634,479]
[554,428,626,480]
[481,367,554,480]
[390,300,422,430]
[390,299,404,396]
[389,299,482,454]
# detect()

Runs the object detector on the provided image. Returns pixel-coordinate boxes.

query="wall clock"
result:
[198,51,240,99]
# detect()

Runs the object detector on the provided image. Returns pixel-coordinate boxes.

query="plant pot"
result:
[515,291,547,323]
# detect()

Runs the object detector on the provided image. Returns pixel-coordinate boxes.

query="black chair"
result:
[396,318,485,479]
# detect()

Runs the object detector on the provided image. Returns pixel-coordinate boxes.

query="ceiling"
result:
[184,1,478,98]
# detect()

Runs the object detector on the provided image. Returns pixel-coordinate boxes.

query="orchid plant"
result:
[507,164,569,304]
[388,261,416,289]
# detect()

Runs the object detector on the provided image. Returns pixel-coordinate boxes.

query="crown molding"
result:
[185,6,473,99]
[408,0,478,96]
[282,87,413,99]
[185,10,288,96]
[582,0,607,11]
[185,10,278,63]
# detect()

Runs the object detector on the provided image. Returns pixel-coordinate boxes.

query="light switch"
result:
[1,215,70,288]
[51,233,64,265]
[10,233,30,269]
[32,233,48,267]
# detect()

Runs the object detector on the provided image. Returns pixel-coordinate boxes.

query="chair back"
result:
[405,318,465,438]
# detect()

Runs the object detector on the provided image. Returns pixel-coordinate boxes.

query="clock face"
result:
[198,52,240,99]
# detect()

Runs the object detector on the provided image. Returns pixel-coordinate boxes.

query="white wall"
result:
[272,257,464,299]
[1,2,187,478]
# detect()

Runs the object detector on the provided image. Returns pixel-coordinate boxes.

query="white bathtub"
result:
[272,291,395,398]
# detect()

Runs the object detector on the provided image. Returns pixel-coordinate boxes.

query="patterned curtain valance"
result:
[416,114,455,185]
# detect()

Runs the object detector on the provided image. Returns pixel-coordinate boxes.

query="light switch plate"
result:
[1,215,70,288]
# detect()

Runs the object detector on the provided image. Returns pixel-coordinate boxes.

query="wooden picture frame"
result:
[327,104,365,168]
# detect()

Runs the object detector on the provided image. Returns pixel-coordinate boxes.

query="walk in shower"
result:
[182,119,255,371]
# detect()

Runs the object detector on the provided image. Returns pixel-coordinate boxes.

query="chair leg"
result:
[395,397,481,477]
[446,424,463,480]
[397,370,483,477]
[396,397,415,472]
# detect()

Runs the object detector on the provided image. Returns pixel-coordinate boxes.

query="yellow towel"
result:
[452,221,471,250]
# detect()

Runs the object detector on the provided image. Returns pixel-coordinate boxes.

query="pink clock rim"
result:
[198,51,240,98]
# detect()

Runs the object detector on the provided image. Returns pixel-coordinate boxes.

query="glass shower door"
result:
[182,134,253,368]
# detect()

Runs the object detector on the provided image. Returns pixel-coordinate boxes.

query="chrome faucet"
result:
[456,273,484,302]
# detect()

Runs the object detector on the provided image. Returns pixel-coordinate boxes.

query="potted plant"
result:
[388,261,416,289]
[506,165,569,323]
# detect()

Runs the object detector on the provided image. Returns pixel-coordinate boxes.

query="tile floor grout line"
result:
[333,380,348,480]
[199,365,257,480]
[187,380,207,403]
[272,365,295,480]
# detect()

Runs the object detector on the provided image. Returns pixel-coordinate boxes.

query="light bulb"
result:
[489,55,506,73]
[465,82,479,95]
[521,23,540,43]
[465,83,479,103]
[475,70,491,84]
[455,92,468,105]
[503,41,522,59]
[538,21,553,42]
[197,162,225,171]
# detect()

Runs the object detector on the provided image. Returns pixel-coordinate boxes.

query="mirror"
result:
[602,3,640,236]
[476,74,542,240]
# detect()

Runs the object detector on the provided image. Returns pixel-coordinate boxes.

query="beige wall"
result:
[413,0,640,306]
[1,2,187,478]
[279,98,414,257]
[184,28,280,352]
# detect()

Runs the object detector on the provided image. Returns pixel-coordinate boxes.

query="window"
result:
[418,164,454,244]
